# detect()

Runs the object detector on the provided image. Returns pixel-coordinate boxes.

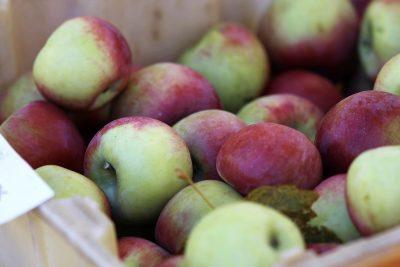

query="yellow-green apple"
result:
[237,94,323,141]
[157,256,183,267]
[260,0,358,71]
[0,101,85,171]
[0,72,44,123]
[266,70,342,113]
[359,0,400,79]
[374,53,400,96]
[352,0,372,17]
[308,174,360,242]
[112,63,220,125]
[347,146,400,235]
[118,237,169,267]
[33,16,132,111]
[173,110,245,181]
[36,165,109,214]
[184,202,305,267]
[155,180,242,253]
[217,123,322,195]
[316,91,400,175]
[84,116,192,224]
[179,23,269,112]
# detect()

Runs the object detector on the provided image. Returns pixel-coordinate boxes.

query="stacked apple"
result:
[2,0,400,266]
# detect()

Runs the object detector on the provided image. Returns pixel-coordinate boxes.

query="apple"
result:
[217,123,322,195]
[184,201,305,267]
[351,0,371,17]
[156,256,184,267]
[359,0,400,79]
[308,174,360,242]
[266,70,342,113]
[347,146,400,235]
[0,101,85,171]
[259,0,358,71]
[84,116,192,224]
[316,91,400,175]
[118,237,169,267]
[307,243,339,254]
[155,180,242,254]
[112,63,221,125]
[237,94,324,141]
[33,16,132,111]
[173,110,246,181]
[36,165,109,214]
[0,72,44,123]
[374,53,400,96]
[179,22,269,112]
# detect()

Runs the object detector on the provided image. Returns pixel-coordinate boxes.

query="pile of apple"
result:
[3,0,400,266]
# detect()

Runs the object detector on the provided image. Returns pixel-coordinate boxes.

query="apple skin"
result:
[260,0,358,71]
[307,243,339,254]
[179,22,269,112]
[184,202,305,267]
[237,94,324,141]
[118,237,169,267]
[308,174,360,242]
[112,63,221,125]
[347,146,400,235]
[267,70,343,113]
[216,123,322,195]
[316,91,400,175]
[351,0,371,17]
[36,165,110,215]
[155,180,242,254]
[84,116,192,224]
[0,101,85,171]
[33,16,132,111]
[359,0,400,79]
[0,72,44,123]
[374,53,400,96]
[156,256,184,267]
[173,110,246,181]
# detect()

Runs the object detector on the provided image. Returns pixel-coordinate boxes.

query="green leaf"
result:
[246,185,341,243]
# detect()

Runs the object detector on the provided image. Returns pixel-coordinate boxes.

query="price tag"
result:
[0,134,54,224]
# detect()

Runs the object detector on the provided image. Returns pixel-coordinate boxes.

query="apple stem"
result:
[175,168,215,210]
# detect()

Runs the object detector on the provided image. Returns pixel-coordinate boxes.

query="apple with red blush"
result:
[217,123,322,195]
[0,101,85,171]
[112,63,221,125]
[173,110,245,181]
[156,256,184,267]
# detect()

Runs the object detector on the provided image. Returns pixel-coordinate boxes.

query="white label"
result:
[0,134,54,224]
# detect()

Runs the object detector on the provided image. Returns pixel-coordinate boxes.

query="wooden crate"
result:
[1,0,400,266]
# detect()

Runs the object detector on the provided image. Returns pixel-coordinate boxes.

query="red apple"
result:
[267,70,343,113]
[259,0,358,71]
[118,237,169,267]
[316,91,400,175]
[0,101,85,171]
[351,0,371,17]
[307,243,339,254]
[112,63,221,125]
[237,94,324,141]
[173,110,246,181]
[216,123,322,195]
[156,256,184,267]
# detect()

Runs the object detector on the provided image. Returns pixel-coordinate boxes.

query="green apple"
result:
[184,202,304,267]
[0,72,44,123]
[347,146,400,235]
[36,165,109,214]
[155,180,242,253]
[84,116,192,224]
[179,22,269,112]
[33,16,132,111]
[359,0,400,79]
[374,53,400,95]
